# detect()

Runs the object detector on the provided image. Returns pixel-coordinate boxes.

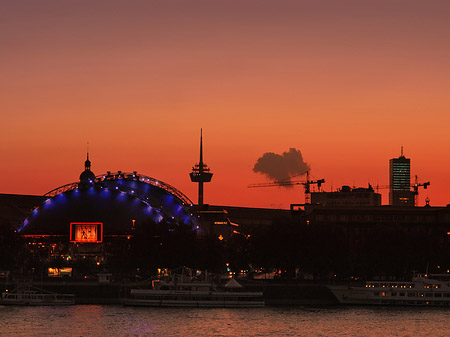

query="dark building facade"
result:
[281,203,450,280]
[194,204,291,236]
[0,193,44,230]
[12,155,200,279]
[311,185,381,207]
[389,152,415,206]
[1,152,448,282]
[0,153,294,280]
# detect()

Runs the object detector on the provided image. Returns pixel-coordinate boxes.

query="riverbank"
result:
[1,280,338,306]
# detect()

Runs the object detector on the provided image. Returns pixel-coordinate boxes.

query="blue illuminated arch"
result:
[19,171,197,234]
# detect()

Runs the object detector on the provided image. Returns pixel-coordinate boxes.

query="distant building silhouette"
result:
[389,148,414,206]
[311,185,381,207]
[15,154,199,278]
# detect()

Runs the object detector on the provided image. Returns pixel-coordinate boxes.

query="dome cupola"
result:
[79,153,96,184]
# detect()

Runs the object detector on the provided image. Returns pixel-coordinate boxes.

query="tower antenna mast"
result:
[190,129,213,206]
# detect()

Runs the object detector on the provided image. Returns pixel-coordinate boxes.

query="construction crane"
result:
[248,171,325,204]
[375,175,430,206]
[412,175,430,194]
[412,175,430,205]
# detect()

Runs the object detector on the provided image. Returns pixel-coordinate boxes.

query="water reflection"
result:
[1,305,449,336]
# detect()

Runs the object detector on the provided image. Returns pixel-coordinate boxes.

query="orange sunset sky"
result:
[1,0,449,208]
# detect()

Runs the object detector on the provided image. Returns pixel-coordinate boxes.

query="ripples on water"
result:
[1,305,450,337]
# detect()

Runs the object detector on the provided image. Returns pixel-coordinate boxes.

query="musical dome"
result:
[19,157,196,236]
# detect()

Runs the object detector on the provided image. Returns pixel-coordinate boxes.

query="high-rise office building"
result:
[389,148,414,206]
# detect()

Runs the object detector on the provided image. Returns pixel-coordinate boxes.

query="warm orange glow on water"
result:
[1,1,450,208]
[2,306,450,336]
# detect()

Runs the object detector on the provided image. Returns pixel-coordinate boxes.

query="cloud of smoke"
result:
[253,148,310,186]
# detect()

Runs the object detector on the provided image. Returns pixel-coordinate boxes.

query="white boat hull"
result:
[1,292,75,306]
[123,289,264,308]
[329,284,450,306]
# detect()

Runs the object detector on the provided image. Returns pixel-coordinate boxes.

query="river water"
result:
[1,305,449,336]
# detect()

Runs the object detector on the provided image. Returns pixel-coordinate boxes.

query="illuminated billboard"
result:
[48,267,73,277]
[70,222,103,243]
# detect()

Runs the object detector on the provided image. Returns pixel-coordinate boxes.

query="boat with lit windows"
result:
[122,269,264,308]
[1,285,75,306]
[328,273,450,306]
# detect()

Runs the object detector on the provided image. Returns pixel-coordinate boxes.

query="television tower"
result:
[190,129,213,206]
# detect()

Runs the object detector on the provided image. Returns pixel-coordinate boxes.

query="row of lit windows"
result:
[367,283,440,289]
[314,214,435,223]
[374,292,450,298]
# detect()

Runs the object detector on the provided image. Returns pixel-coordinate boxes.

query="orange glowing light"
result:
[70,222,103,243]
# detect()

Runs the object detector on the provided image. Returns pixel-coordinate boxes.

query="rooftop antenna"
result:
[84,141,92,171]
[401,145,404,157]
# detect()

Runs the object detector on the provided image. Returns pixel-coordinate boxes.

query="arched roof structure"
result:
[19,171,197,235]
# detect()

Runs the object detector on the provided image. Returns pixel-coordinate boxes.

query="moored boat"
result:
[328,273,450,306]
[123,268,264,308]
[1,285,75,306]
